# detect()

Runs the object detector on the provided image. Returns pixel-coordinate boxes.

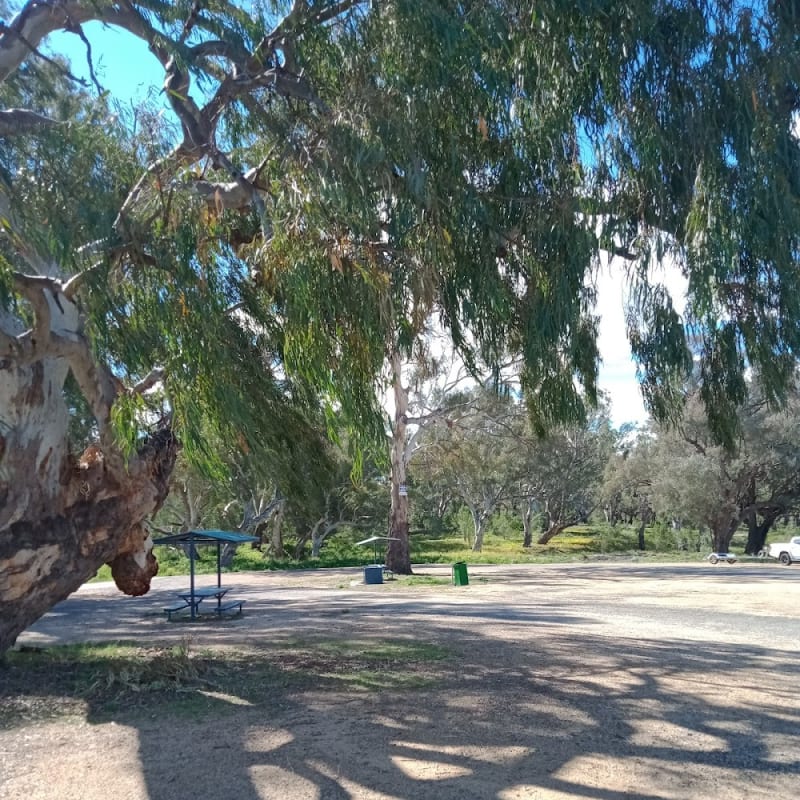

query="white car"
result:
[706,552,737,565]
[766,536,800,565]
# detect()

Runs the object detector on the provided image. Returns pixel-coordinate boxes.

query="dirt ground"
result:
[2,561,799,800]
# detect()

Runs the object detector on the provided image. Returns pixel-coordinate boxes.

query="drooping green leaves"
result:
[5,0,800,492]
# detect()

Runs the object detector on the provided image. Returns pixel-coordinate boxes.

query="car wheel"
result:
[779,552,792,566]
[709,555,719,564]
[727,558,737,564]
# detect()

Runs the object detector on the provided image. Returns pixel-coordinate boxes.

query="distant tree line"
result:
[162,374,800,559]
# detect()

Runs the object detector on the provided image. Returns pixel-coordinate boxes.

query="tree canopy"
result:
[2,0,800,653]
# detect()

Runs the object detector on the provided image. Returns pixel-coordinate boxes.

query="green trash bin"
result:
[452,561,469,586]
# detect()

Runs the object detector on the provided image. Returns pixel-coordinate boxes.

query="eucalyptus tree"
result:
[2,1,800,654]
[601,433,657,549]
[648,384,800,553]
[385,340,478,569]
[648,406,748,552]
[738,396,800,554]
[416,387,616,548]
[151,397,336,550]
[154,456,288,547]
[0,0,393,651]
[287,441,385,559]
[415,385,519,552]
[521,406,618,545]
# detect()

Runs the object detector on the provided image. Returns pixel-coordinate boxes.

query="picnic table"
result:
[164,586,245,620]
[153,529,258,621]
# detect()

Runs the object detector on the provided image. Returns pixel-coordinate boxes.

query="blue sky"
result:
[594,258,687,428]
[43,19,665,430]
[46,22,167,108]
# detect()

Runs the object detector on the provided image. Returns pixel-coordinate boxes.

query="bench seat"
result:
[216,600,245,616]
[163,602,191,620]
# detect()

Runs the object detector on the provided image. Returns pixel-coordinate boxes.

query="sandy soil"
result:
[2,561,799,800]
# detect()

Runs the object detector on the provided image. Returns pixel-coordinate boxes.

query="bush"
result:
[597,525,639,552]
[486,511,523,540]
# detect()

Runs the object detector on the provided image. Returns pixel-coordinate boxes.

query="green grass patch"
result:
[1,637,450,727]
[311,639,448,661]
[270,638,449,691]
[88,520,782,586]
[392,575,452,587]
[0,640,241,725]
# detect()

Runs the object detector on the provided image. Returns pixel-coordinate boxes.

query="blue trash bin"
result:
[364,565,384,584]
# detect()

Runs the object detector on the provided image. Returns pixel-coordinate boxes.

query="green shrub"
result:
[597,525,639,552]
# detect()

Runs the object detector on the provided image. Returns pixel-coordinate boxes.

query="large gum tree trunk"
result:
[744,508,779,555]
[0,425,178,653]
[709,504,739,553]
[0,283,178,655]
[386,349,412,574]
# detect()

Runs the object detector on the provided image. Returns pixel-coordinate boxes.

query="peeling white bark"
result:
[386,347,412,573]
[0,544,60,601]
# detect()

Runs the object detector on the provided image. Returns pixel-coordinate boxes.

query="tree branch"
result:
[113,144,190,233]
[0,325,20,359]
[64,19,104,94]
[12,272,55,343]
[0,14,92,87]
[62,262,105,299]
[254,0,306,59]
[51,331,119,443]
[5,268,121,451]
[188,38,250,65]
[206,148,270,232]
[183,162,268,211]
[0,108,61,136]
[0,2,169,83]
[682,431,707,456]
[263,68,328,110]
[313,0,362,26]
[609,245,639,261]
[131,368,165,396]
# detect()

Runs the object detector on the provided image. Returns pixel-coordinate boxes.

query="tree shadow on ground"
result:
[4,597,800,800]
[118,629,800,799]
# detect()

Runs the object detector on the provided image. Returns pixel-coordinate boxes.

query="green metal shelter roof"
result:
[153,529,259,545]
